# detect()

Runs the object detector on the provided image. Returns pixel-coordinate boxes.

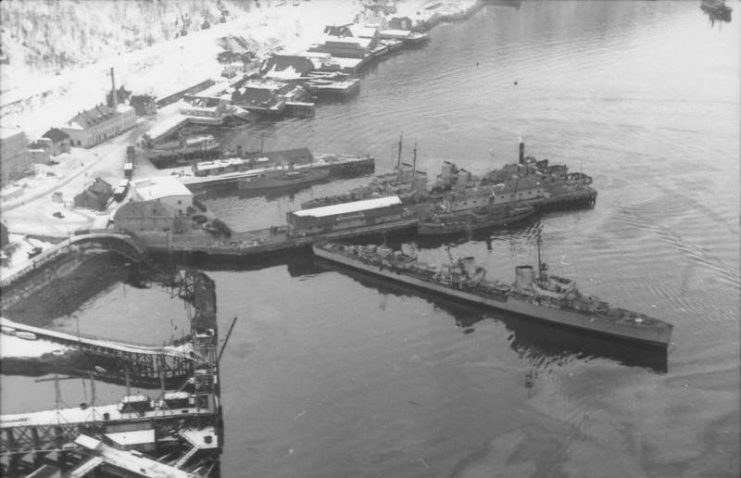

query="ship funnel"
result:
[518,140,525,165]
[515,265,535,289]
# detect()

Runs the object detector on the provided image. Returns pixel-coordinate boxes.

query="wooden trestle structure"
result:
[0,271,223,477]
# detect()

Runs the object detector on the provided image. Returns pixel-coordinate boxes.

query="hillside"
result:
[0,0,252,83]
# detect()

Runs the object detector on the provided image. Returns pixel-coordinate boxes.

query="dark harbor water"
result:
[3,1,739,477]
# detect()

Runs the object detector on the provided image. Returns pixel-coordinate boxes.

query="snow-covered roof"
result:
[323,36,372,48]
[293,196,401,218]
[330,57,364,69]
[348,24,378,38]
[65,104,132,130]
[132,176,192,200]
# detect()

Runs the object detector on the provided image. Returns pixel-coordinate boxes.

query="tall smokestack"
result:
[518,138,525,165]
[110,67,117,107]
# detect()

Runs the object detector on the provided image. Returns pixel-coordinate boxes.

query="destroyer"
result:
[313,242,673,348]
[238,166,330,191]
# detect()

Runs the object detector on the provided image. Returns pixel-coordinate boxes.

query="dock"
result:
[140,218,419,258]
[176,153,375,191]
[0,317,194,386]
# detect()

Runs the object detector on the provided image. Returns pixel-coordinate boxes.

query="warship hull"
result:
[313,245,672,348]
[418,205,535,236]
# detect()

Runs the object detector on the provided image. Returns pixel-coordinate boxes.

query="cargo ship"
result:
[418,204,535,236]
[313,242,673,348]
[174,152,375,191]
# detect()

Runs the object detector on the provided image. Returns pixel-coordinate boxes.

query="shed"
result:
[262,55,316,80]
[287,196,403,234]
[41,128,71,156]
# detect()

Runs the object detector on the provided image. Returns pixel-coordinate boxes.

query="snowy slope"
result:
[0,0,476,139]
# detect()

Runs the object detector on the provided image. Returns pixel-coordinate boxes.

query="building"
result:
[130,176,194,216]
[261,54,316,80]
[113,200,182,234]
[309,36,373,59]
[115,177,210,234]
[1,128,29,186]
[129,95,158,116]
[74,177,113,211]
[41,128,71,156]
[0,128,50,187]
[231,81,287,115]
[27,140,51,165]
[179,96,229,125]
[230,79,312,117]
[287,196,404,235]
[61,104,136,148]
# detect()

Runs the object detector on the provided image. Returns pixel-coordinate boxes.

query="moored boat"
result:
[418,204,535,236]
[15,331,38,341]
[312,242,673,348]
[238,167,330,191]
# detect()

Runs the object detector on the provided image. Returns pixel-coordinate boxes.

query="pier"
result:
[141,218,419,259]
[1,317,194,386]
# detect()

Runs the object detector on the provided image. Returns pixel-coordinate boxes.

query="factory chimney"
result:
[110,67,117,108]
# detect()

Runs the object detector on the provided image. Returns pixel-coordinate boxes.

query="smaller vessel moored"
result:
[15,331,38,341]
[238,167,330,191]
[418,204,536,236]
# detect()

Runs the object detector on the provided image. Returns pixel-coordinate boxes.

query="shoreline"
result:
[1,0,481,139]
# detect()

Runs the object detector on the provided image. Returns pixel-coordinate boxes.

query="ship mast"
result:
[536,227,547,280]
[397,134,403,170]
[412,143,417,178]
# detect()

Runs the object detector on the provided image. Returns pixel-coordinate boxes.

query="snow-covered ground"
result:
[0,333,70,358]
[1,0,478,139]
[0,234,54,281]
[1,0,366,139]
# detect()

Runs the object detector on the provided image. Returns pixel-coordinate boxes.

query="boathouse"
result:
[262,54,316,80]
[287,196,403,235]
